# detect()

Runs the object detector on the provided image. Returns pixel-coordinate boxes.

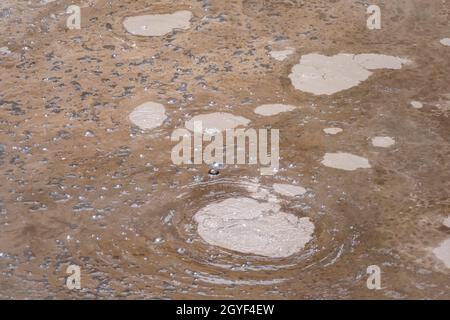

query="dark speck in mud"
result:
[0,100,25,116]
[45,97,61,113]
[0,144,5,165]
[54,130,72,141]
[0,8,12,19]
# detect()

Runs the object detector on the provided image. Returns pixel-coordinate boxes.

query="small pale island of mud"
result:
[194,197,314,258]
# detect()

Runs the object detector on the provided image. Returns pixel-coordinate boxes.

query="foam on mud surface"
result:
[194,197,314,258]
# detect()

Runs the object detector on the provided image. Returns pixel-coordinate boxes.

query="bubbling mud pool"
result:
[0,0,450,299]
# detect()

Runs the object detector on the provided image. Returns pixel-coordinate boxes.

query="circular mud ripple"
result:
[125,178,360,296]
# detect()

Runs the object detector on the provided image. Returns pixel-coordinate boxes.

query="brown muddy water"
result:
[0,0,450,299]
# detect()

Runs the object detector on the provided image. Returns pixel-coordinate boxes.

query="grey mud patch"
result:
[194,197,314,258]
[128,101,167,130]
[273,183,307,197]
[433,238,450,268]
[254,104,296,116]
[289,53,410,95]
[185,112,250,134]
[321,152,371,171]
[123,10,193,37]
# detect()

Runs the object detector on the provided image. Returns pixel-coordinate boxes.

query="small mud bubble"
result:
[208,168,220,176]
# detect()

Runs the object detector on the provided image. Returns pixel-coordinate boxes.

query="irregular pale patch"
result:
[185,112,250,134]
[254,104,296,116]
[440,38,450,47]
[129,101,167,130]
[433,238,450,268]
[289,54,370,95]
[194,197,314,258]
[410,101,423,109]
[269,48,294,61]
[273,184,307,197]
[321,152,371,171]
[123,10,192,37]
[372,136,396,148]
[443,216,450,228]
[0,47,11,56]
[289,53,409,95]
[323,127,343,135]
[354,54,410,70]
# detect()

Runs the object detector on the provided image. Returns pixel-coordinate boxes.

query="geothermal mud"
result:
[0,0,450,299]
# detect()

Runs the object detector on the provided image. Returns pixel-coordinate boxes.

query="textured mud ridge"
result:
[0,0,450,299]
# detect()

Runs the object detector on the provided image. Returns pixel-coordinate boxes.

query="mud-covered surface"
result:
[0,0,449,299]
